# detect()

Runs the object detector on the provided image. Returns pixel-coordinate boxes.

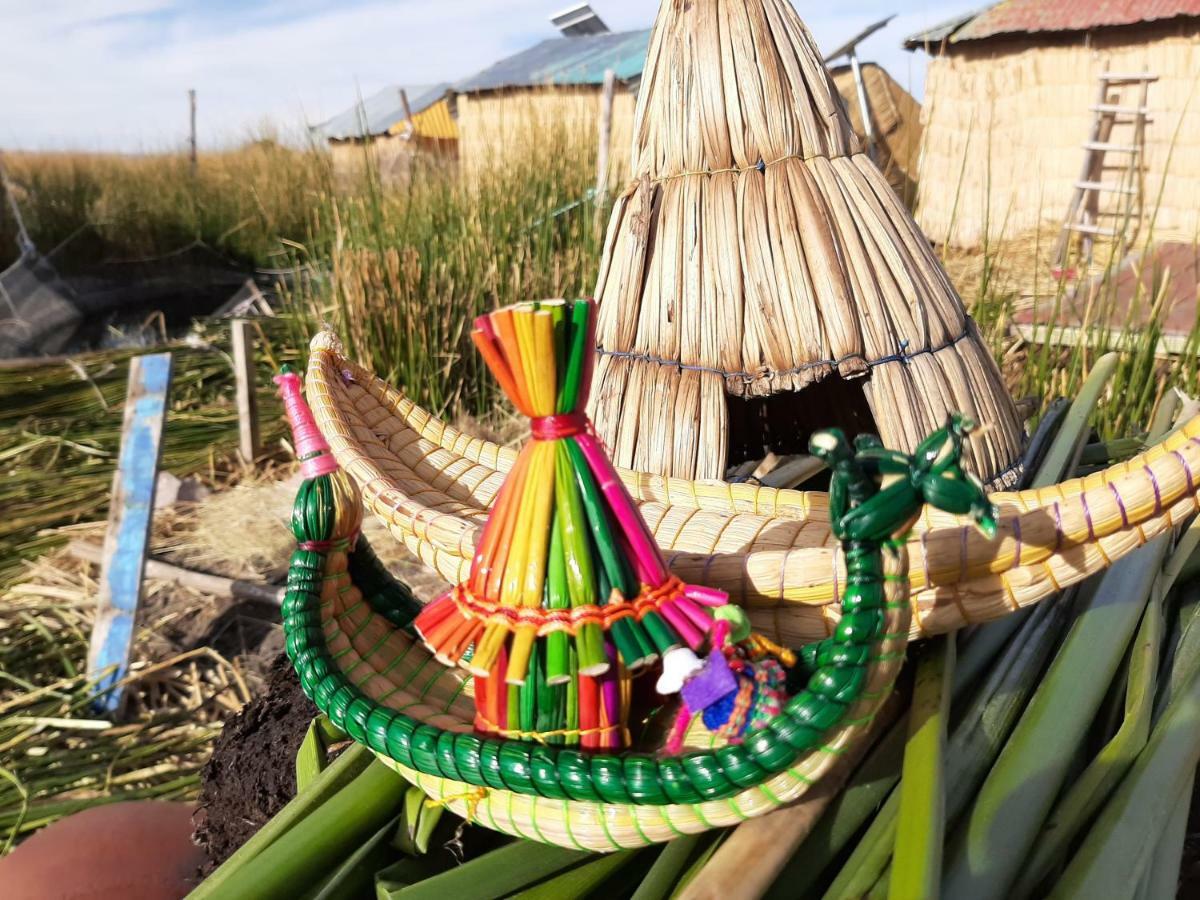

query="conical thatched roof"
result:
[589,0,1024,486]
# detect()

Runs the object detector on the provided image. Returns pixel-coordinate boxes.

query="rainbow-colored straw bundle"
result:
[413,299,728,750]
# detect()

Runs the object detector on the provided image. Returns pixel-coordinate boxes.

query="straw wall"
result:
[456,86,636,179]
[328,134,456,186]
[916,22,1200,248]
[588,0,1023,487]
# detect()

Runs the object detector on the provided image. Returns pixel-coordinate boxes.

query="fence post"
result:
[87,352,173,713]
[232,318,260,464]
[594,68,616,231]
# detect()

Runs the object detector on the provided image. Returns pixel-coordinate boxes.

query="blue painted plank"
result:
[87,352,173,713]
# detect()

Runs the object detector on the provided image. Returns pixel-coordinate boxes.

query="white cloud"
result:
[0,1,975,151]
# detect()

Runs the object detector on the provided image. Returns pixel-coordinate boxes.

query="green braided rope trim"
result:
[346,535,423,633]
[282,527,893,807]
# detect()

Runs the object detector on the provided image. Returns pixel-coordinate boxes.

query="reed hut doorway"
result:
[725,376,877,473]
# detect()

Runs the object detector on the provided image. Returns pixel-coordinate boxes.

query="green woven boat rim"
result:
[283,524,911,848]
[283,529,896,806]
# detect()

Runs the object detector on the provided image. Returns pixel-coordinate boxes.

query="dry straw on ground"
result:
[587,0,1024,487]
[0,534,254,850]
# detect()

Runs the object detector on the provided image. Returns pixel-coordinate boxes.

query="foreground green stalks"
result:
[889,636,954,900]
[1051,662,1200,898]
[941,379,1186,900]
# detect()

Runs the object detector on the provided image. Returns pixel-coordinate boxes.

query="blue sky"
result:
[0,1,978,151]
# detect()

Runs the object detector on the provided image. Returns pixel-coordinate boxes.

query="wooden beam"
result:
[87,352,173,713]
[188,89,198,175]
[68,540,284,605]
[231,319,260,464]
[399,88,415,139]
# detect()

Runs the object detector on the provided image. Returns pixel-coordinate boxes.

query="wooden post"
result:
[231,319,259,464]
[399,88,415,137]
[188,89,198,174]
[87,352,173,713]
[848,50,876,163]
[594,68,616,222]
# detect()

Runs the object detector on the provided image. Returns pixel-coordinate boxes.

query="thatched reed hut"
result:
[313,84,456,183]
[589,0,1024,487]
[906,0,1200,248]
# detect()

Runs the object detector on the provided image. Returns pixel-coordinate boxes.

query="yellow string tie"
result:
[474,714,630,746]
[425,786,489,822]
[748,632,797,667]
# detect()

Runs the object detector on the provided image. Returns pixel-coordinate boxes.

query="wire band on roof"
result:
[625,149,852,190]
[596,323,973,383]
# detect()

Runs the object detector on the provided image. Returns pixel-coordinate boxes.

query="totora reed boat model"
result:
[304,327,1200,649]
[280,307,1200,851]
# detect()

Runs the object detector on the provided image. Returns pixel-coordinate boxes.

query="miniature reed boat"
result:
[282,299,1200,850]
[281,299,1006,849]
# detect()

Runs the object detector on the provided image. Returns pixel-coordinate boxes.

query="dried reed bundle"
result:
[589,0,1024,486]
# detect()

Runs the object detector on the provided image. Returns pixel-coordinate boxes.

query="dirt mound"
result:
[192,655,315,873]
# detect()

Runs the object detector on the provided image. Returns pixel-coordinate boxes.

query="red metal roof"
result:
[953,0,1200,42]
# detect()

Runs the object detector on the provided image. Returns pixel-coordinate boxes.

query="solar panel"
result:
[550,3,611,36]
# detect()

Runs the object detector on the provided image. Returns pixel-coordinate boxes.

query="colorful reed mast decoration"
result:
[413,299,729,750]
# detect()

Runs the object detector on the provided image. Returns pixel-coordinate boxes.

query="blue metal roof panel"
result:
[315,83,450,140]
[454,29,650,92]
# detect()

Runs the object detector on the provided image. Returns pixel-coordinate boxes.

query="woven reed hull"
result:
[306,332,1200,647]
[587,0,1025,485]
[325,526,909,850]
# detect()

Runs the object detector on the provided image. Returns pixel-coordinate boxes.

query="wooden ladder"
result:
[1052,72,1157,277]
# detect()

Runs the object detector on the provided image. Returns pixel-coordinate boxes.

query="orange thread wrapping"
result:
[437,576,689,637]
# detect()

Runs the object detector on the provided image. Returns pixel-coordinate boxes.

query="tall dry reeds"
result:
[0,140,333,269]
[280,113,608,418]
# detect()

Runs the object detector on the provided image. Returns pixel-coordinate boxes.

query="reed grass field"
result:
[4,125,1198,436]
[4,124,1200,582]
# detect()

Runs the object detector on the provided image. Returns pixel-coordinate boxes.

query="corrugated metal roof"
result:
[315,83,450,140]
[906,0,1200,47]
[388,100,458,141]
[958,0,1200,40]
[454,29,650,93]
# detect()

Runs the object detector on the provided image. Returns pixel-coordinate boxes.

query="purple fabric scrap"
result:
[681,650,738,711]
